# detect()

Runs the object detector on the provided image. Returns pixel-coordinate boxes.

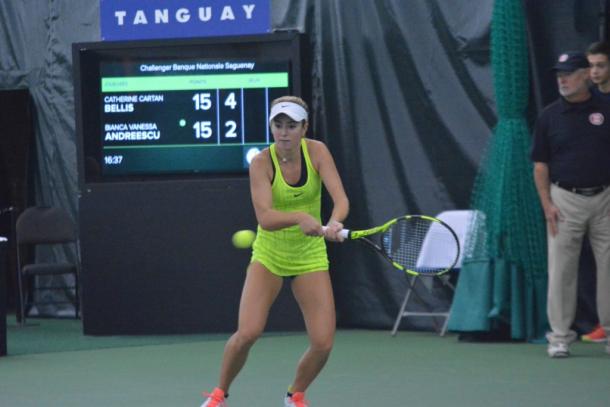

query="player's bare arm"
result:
[307,139,349,241]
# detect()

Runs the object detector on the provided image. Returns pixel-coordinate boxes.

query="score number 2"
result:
[192,92,239,139]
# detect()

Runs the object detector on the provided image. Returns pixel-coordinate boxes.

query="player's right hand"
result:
[298,214,323,236]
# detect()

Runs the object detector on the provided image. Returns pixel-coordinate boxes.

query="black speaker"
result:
[0,89,34,314]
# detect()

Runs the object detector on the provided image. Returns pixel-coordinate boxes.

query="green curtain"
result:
[447,0,548,341]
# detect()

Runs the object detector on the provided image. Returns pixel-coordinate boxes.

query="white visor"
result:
[268,102,308,124]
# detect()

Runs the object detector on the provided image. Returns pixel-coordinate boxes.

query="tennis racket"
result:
[326,215,460,276]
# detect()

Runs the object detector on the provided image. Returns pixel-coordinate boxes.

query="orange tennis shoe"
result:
[200,387,227,407]
[581,324,607,343]
[284,391,309,407]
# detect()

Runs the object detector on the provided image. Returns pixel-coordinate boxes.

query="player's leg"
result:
[217,262,283,392]
[289,270,336,393]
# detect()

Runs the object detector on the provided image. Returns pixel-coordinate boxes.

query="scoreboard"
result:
[99,59,289,176]
[73,33,307,182]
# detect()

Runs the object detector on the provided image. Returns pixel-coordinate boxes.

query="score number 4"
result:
[192,92,238,140]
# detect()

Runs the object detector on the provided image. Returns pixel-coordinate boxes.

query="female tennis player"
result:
[200,96,349,407]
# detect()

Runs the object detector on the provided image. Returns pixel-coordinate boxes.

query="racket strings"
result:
[383,218,427,269]
[382,218,458,274]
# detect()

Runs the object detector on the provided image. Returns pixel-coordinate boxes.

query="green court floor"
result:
[1,319,609,406]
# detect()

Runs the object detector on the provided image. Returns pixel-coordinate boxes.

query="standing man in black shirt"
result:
[531,51,610,358]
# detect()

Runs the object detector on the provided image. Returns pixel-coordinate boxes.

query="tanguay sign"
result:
[100,0,270,41]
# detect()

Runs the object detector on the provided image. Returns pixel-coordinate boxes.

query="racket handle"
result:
[322,226,349,239]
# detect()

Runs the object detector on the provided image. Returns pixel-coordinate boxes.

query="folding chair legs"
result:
[391,275,453,337]
[74,273,80,319]
[391,276,416,336]
[16,272,26,325]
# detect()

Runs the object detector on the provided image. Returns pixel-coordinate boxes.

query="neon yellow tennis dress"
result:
[251,139,329,277]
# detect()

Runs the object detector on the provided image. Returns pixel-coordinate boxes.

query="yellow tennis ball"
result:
[232,229,256,249]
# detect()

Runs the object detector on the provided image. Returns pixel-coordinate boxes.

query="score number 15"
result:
[192,92,238,140]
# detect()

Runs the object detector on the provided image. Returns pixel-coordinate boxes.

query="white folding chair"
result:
[391,210,477,336]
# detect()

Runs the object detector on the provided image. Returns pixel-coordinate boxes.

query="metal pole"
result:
[600,0,609,40]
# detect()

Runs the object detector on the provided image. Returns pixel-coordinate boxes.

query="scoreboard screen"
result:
[100,59,288,176]
[73,33,306,182]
